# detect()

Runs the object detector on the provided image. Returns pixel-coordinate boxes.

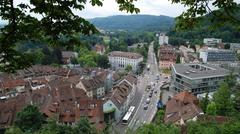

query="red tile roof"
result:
[0,79,26,89]
[164,91,203,124]
[0,80,105,130]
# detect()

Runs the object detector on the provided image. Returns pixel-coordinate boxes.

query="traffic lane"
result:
[145,87,159,119]
[138,82,159,121]
[133,88,159,128]
[128,74,150,128]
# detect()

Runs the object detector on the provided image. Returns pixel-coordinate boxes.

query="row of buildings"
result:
[0,65,139,130]
[158,36,240,96]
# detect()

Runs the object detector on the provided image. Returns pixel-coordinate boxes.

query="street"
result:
[114,43,166,133]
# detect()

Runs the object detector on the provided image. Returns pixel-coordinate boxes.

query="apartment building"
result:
[108,51,143,72]
[170,63,229,95]
[159,44,176,69]
[203,38,222,46]
[159,33,169,45]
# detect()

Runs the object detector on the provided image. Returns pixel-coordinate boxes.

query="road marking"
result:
[128,88,146,128]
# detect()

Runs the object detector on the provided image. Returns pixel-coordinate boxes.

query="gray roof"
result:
[172,63,230,79]
[109,51,143,59]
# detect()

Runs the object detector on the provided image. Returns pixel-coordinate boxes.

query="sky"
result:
[76,0,186,18]
[0,0,186,24]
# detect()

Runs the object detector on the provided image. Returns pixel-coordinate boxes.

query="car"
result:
[154,90,157,94]
[143,105,148,110]
[150,92,153,95]
[149,94,152,98]
[146,98,150,104]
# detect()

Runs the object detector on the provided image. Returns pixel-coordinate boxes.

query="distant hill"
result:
[167,11,240,45]
[89,15,174,31]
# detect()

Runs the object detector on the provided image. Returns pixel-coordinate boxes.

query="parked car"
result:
[144,105,148,110]
[146,98,150,104]
[149,94,152,98]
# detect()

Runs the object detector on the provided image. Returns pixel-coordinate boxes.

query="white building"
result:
[159,33,169,45]
[108,51,143,73]
[203,38,222,46]
[230,43,240,53]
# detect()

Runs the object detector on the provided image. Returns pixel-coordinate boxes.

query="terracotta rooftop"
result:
[110,80,133,109]
[13,65,81,78]
[0,80,105,130]
[124,74,137,85]
[0,79,26,90]
[164,91,203,124]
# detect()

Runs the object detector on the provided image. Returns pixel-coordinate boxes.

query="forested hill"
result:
[89,15,174,31]
[167,13,240,45]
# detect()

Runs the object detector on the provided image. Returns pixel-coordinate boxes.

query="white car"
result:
[146,98,150,104]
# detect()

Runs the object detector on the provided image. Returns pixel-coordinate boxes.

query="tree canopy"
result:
[0,0,139,73]
[172,0,240,30]
[14,105,45,132]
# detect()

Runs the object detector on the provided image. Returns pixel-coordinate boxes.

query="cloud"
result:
[74,0,186,18]
[1,0,185,23]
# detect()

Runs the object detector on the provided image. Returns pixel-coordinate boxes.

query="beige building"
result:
[108,51,143,72]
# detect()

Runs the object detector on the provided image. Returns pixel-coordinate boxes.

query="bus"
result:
[122,106,135,125]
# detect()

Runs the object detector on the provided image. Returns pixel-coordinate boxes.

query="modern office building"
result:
[108,51,143,72]
[159,33,169,45]
[170,63,229,95]
[203,38,222,46]
[199,47,236,63]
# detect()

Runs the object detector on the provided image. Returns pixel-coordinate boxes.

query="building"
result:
[199,47,236,63]
[13,65,81,79]
[164,91,203,125]
[0,79,105,130]
[230,43,240,53]
[0,79,27,98]
[77,77,105,99]
[108,51,143,73]
[203,38,222,46]
[94,44,106,55]
[179,45,199,63]
[158,45,176,69]
[61,51,78,64]
[170,63,229,95]
[159,33,169,45]
[103,74,137,122]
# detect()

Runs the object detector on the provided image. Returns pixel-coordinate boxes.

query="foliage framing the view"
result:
[0,0,139,73]
[172,0,240,30]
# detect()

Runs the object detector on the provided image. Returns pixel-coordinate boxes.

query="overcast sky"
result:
[76,0,186,18]
[0,0,186,24]
[1,0,240,23]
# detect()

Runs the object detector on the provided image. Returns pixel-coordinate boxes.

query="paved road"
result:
[128,43,165,131]
[114,43,166,133]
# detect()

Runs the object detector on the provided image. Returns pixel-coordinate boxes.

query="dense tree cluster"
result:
[5,105,98,134]
[0,0,139,73]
